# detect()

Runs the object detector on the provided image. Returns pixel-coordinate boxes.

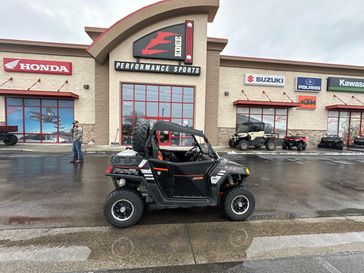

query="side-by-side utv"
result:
[103,121,255,228]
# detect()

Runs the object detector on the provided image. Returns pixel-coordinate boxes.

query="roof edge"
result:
[207,37,228,52]
[221,54,364,73]
[88,0,219,63]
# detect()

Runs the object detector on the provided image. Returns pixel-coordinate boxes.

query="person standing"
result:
[70,120,84,163]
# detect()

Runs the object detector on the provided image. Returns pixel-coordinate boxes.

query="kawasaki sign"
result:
[327,77,364,93]
[244,74,285,87]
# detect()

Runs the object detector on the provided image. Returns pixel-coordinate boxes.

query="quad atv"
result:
[318,135,344,150]
[353,136,364,147]
[103,121,255,228]
[282,135,308,151]
[0,126,18,145]
[228,122,277,151]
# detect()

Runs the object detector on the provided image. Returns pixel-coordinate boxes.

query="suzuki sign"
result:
[244,74,285,87]
[3,58,72,75]
[296,77,322,92]
[133,20,194,64]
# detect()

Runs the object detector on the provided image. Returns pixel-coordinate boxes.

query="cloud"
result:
[0,0,363,65]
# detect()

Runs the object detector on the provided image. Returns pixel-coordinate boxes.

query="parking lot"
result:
[0,151,363,229]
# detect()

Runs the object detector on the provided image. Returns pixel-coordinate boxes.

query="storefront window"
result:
[326,111,364,144]
[236,107,288,138]
[5,98,74,143]
[121,84,194,146]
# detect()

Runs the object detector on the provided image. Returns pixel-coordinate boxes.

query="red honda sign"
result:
[3,58,72,75]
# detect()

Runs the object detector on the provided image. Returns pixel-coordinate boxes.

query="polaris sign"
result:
[244,74,285,87]
[296,77,322,92]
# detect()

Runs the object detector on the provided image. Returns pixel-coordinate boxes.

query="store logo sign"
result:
[133,20,194,64]
[244,74,285,87]
[3,58,72,75]
[296,77,322,92]
[298,95,317,110]
[115,61,200,76]
[328,77,364,93]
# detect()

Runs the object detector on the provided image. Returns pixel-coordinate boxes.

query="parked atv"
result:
[318,135,344,150]
[282,135,307,151]
[0,126,18,145]
[353,136,364,147]
[228,122,277,151]
[103,121,255,228]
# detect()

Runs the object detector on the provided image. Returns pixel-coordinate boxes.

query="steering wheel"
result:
[186,146,204,160]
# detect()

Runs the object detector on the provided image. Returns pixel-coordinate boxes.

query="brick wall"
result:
[217,127,236,146]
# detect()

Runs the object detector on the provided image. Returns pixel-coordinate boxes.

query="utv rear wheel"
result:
[265,140,276,151]
[223,186,255,221]
[132,120,150,153]
[103,189,144,228]
[238,140,249,151]
[3,134,18,145]
[297,142,303,151]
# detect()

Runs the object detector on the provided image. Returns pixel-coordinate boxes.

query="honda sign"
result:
[3,58,72,75]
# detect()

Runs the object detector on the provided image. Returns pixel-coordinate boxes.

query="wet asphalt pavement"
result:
[0,152,363,229]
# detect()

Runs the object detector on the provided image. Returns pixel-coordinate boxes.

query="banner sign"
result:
[3,58,72,75]
[296,77,322,92]
[298,95,317,110]
[133,20,194,64]
[244,74,285,87]
[114,61,200,76]
[327,77,364,93]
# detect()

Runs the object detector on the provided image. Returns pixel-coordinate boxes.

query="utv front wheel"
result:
[223,186,255,221]
[238,140,249,151]
[103,189,144,228]
[265,140,276,151]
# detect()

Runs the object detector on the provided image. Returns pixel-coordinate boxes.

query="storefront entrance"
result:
[327,111,364,144]
[120,83,195,146]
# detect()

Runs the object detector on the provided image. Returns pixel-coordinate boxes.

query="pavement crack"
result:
[185,223,197,265]
[314,256,342,273]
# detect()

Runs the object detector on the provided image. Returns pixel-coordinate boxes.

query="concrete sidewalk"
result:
[1,143,364,155]
[0,216,363,273]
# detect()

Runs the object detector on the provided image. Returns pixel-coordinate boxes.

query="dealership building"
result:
[1,0,364,146]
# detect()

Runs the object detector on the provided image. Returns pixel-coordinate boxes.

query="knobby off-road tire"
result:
[297,142,303,151]
[132,120,150,153]
[282,141,288,150]
[265,140,276,151]
[228,139,236,148]
[238,140,249,151]
[303,142,307,151]
[223,186,255,221]
[3,134,18,145]
[103,189,144,228]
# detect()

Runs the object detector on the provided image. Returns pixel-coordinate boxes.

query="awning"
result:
[0,89,79,99]
[326,104,364,111]
[233,100,301,108]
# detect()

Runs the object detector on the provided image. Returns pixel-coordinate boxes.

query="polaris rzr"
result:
[103,121,255,228]
[282,134,308,151]
[318,135,344,150]
[228,122,277,151]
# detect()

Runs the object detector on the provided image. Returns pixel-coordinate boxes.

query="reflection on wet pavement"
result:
[0,153,364,229]
[0,218,363,273]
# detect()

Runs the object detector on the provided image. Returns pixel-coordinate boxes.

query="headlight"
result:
[245,167,251,175]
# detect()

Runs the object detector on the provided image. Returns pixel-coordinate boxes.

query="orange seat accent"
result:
[157,150,164,161]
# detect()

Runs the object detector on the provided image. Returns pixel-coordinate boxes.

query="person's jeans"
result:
[72,141,84,161]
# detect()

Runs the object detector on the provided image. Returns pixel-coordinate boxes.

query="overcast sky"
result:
[0,0,363,66]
